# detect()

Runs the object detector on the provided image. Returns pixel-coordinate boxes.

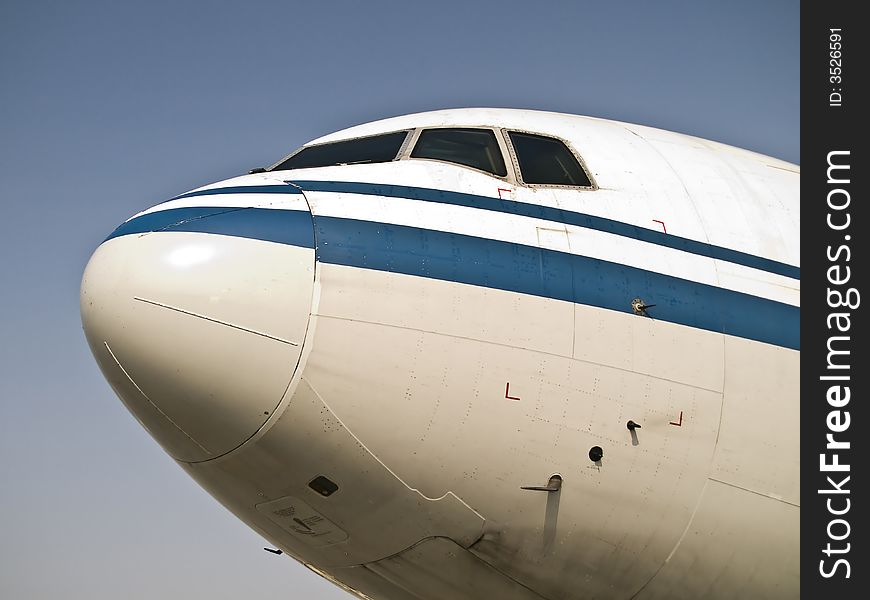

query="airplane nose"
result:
[81,208,315,462]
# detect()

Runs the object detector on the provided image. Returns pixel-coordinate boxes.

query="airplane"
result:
[80,108,799,599]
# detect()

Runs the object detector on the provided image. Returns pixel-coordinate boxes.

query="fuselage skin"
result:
[81,109,800,599]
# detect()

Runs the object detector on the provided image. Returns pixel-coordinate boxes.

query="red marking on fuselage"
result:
[498,188,512,199]
[653,219,667,233]
[505,382,521,401]
[669,410,683,426]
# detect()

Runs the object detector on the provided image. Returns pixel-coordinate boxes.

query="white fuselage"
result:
[81,109,799,599]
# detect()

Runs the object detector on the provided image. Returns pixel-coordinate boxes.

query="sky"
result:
[0,1,798,598]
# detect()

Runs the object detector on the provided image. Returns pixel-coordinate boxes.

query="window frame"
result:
[502,128,597,190]
[401,126,515,181]
[266,129,413,172]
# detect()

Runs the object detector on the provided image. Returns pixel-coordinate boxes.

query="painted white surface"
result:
[81,232,315,461]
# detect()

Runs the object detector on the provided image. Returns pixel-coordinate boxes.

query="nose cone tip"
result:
[82,227,315,462]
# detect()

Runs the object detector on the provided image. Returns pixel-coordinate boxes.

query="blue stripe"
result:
[314,217,799,351]
[288,180,800,280]
[107,207,799,350]
[172,184,302,201]
[105,206,314,248]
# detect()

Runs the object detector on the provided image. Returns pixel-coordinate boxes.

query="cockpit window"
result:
[508,131,592,187]
[271,131,409,171]
[411,128,507,177]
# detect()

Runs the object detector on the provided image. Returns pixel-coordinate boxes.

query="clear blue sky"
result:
[0,1,797,598]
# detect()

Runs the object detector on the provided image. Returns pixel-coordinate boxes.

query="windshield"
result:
[410,128,507,177]
[271,131,409,171]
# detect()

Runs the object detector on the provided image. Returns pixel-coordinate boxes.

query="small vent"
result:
[308,475,339,497]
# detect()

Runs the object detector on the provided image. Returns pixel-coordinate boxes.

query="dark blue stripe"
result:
[289,180,800,280]
[172,185,302,201]
[313,217,799,351]
[106,206,314,248]
[106,207,799,350]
